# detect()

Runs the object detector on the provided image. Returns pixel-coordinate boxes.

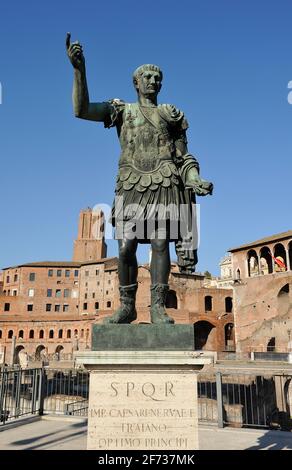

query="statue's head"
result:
[133,64,163,97]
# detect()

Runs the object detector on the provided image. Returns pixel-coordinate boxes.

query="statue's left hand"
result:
[188,178,213,196]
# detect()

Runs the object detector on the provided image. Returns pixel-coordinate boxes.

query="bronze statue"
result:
[66,33,213,325]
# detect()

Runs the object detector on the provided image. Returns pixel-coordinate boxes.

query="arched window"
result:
[67,330,71,339]
[58,329,63,339]
[29,330,34,339]
[39,330,44,339]
[95,302,99,310]
[236,269,241,280]
[247,249,259,277]
[18,330,24,339]
[204,296,212,311]
[80,329,84,338]
[8,330,13,339]
[225,297,233,313]
[74,329,78,337]
[49,329,54,339]
[274,243,287,272]
[224,323,235,350]
[259,246,273,275]
[0,330,2,339]
[107,301,112,308]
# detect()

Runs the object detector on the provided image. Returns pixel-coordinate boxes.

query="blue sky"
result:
[0,0,291,274]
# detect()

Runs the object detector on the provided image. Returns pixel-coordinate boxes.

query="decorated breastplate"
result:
[118,103,175,171]
[116,104,180,193]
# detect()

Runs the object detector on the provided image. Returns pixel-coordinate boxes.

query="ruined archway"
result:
[35,345,46,360]
[194,321,216,350]
[247,249,259,277]
[55,345,64,360]
[259,246,273,275]
[274,243,287,272]
[14,345,25,365]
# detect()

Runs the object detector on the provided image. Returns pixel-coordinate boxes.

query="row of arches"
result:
[247,242,292,277]
[0,328,90,341]
[15,344,66,362]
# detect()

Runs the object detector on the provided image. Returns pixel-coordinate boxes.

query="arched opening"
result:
[8,330,13,339]
[67,330,71,339]
[18,330,24,339]
[274,243,287,272]
[278,284,289,297]
[288,241,292,271]
[49,329,54,339]
[58,329,63,339]
[267,337,276,352]
[225,297,233,313]
[0,330,2,339]
[39,329,44,339]
[80,329,84,338]
[204,296,213,312]
[29,330,34,339]
[95,302,99,310]
[107,301,112,308]
[224,323,235,351]
[55,345,64,360]
[247,249,259,277]
[166,290,178,309]
[236,268,241,280]
[194,321,215,350]
[259,246,273,275]
[14,345,25,365]
[35,345,46,360]
[74,329,78,337]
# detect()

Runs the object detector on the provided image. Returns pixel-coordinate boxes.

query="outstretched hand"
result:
[66,32,85,70]
[188,178,214,196]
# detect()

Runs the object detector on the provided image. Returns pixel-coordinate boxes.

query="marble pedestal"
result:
[74,350,213,451]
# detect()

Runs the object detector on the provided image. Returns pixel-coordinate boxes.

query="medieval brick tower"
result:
[73,207,107,262]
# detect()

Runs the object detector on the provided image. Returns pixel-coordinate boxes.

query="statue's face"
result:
[136,70,162,97]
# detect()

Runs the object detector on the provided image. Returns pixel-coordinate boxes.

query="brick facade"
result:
[230,231,292,352]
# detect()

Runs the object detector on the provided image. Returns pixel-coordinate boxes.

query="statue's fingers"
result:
[70,44,83,53]
[66,32,71,50]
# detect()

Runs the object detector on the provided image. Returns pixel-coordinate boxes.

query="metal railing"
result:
[197,372,292,431]
[42,369,89,415]
[0,368,42,425]
[1,367,291,431]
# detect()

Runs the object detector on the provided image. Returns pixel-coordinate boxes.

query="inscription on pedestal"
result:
[87,371,198,450]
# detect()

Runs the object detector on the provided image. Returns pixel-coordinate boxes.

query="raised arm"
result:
[66,33,111,122]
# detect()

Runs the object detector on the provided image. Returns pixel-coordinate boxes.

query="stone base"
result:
[91,324,195,351]
[74,350,213,451]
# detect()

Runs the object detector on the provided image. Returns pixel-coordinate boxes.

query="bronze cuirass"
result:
[118,103,174,172]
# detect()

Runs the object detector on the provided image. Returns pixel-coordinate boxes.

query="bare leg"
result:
[150,238,170,284]
[118,238,138,286]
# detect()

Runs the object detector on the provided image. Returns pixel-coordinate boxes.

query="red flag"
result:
[272,255,286,269]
